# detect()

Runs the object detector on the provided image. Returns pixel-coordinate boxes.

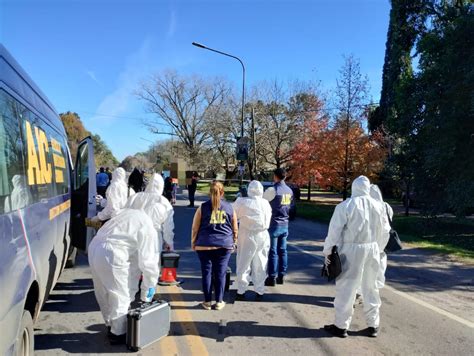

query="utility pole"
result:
[192,41,246,184]
[251,107,257,178]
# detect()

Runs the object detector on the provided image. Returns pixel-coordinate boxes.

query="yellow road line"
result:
[159,326,179,355]
[166,285,209,356]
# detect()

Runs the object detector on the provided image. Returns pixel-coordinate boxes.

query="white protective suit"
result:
[88,209,159,335]
[125,173,175,251]
[4,175,32,212]
[323,176,391,330]
[97,167,135,221]
[370,184,393,289]
[234,181,272,295]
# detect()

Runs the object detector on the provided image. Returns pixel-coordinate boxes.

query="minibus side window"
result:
[49,132,70,195]
[0,90,28,214]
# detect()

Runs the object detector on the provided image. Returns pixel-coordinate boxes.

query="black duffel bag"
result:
[384,207,403,253]
[321,245,342,282]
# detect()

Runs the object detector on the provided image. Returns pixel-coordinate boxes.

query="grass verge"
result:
[297,200,474,261]
[197,182,239,201]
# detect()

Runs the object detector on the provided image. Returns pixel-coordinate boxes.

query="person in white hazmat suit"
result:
[355,184,393,301]
[88,208,159,345]
[370,184,393,289]
[125,173,175,253]
[234,181,272,300]
[323,176,391,338]
[93,167,135,222]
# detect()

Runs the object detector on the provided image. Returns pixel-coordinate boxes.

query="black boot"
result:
[367,327,379,338]
[265,277,276,287]
[276,275,284,285]
[324,324,348,338]
[235,293,246,301]
[108,332,126,345]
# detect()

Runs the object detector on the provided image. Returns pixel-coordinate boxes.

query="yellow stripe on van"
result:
[49,199,71,220]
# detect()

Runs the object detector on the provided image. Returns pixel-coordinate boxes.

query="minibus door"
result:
[70,137,97,252]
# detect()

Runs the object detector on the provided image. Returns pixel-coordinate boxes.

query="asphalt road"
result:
[34,191,474,355]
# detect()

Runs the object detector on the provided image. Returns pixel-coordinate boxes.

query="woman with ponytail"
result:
[191,181,238,310]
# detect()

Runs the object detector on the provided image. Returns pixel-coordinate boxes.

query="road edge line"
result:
[288,242,474,329]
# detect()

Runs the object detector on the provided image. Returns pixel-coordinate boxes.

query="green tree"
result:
[60,112,89,163]
[92,134,119,168]
[375,0,428,132]
[60,111,118,168]
[414,1,474,216]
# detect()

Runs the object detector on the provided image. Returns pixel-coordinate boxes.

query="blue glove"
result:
[146,287,155,299]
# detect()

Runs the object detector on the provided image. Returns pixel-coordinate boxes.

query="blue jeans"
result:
[197,249,232,302]
[267,226,289,278]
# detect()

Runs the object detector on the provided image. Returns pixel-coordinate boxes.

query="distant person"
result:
[323,176,390,338]
[89,208,159,344]
[234,181,272,300]
[187,171,198,207]
[164,176,173,202]
[128,167,144,193]
[263,168,293,286]
[171,178,179,205]
[91,167,135,223]
[105,167,113,182]
[96,167,109,198]
[191,181,238,310]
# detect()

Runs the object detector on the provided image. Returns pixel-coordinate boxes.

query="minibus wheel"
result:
[16,310,34,356]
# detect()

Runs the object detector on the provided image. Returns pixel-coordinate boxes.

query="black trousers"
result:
[188,186,196,206]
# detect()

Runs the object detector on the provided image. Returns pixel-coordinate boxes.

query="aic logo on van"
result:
[25,121,66,185]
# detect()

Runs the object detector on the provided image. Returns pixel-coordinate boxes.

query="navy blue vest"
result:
[196,199,234,248]
[270,181,293,228]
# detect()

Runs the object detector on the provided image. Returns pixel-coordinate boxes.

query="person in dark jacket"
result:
[187,171,198,207]
[96,167,109,198]
[128,167,144,193]
[191,181,238,311]
[163,176,173,202]
[263,168,293,286]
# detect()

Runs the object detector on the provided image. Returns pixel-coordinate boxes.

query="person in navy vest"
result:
[191,181,238,310]
[263,168,293,286]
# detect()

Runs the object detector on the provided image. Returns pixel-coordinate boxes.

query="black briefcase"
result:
[126,300,171,352]
[321,246,342,282]
[384,208,403,253]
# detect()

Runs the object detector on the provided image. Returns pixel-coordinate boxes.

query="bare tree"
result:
[251,80,323,169]
[137,71,229,164]
[204,92,241,181]
[333,54,370,199]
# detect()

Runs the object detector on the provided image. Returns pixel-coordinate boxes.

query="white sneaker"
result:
[215,301,226,310]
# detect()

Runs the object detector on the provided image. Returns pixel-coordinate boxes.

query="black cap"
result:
[274,168,286,180]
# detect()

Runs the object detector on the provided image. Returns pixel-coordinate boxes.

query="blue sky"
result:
[1,0,390,161]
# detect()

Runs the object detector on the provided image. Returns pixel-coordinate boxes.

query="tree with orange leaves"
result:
[291,119,386,198]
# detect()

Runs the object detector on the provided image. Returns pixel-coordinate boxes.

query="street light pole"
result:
[192,42,246,184]
[192,42,245,138]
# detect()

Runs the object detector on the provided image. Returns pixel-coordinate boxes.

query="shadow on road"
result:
[54,278,94,291]
[171,320,332,340]
[160,290,333,309]
[41,290,100,313]
[35,324,129,354]
[385,247,473,292]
